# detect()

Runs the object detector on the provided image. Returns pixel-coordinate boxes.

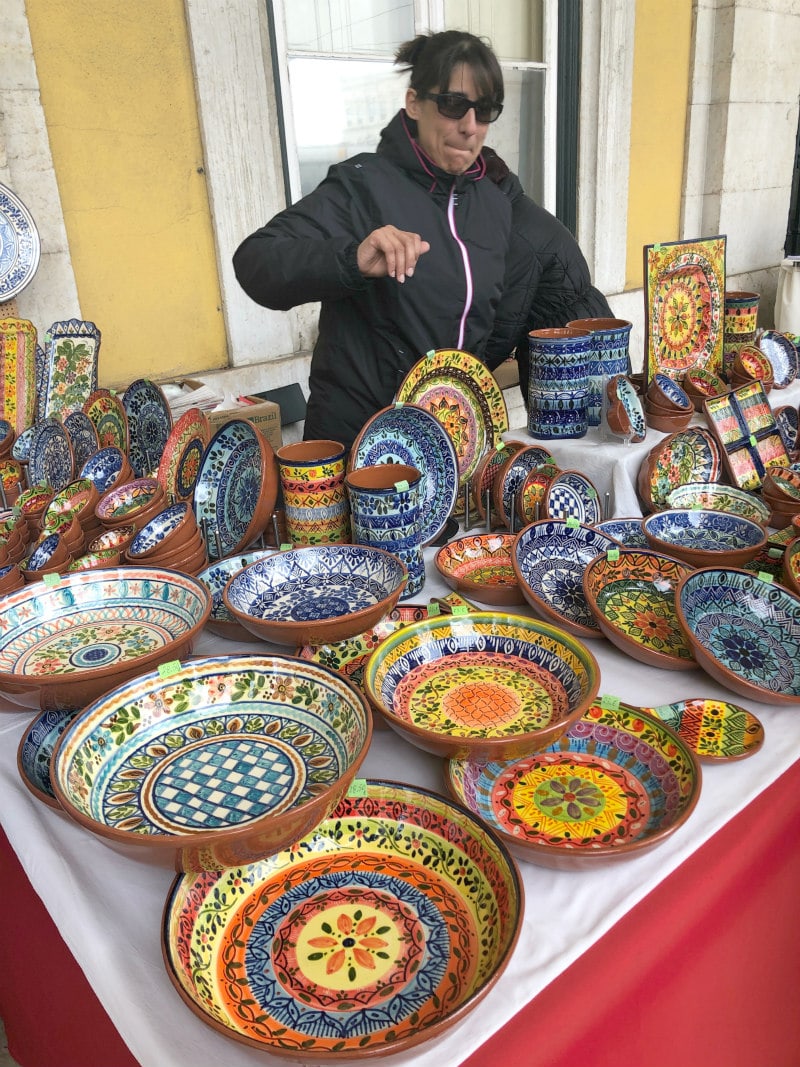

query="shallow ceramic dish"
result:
[224,544,407,647]
[83,388,129,452]
[582,549,696,669]
[593,517,647,547]
[682,368,727,409]
[162,779,522,1058]
[126,501,198,560]
[643,509,767,569]
[511,520,620,637]
[491,444,556,529]
[637,427,722,510]
[775,404,799,452]
[122,377,173,477]
[444,701,700,869]
[755,331,797,388]
[196,549,277,639]
[0,567,211,710]
[435,534,523,606]
[11,424,35,463]
[157,406,211,503]
[664,481,771,525]
[646,372,693,412]
[542,469,602,525]
[515,462,561,525]
[675,567,800,704]
[17,706,77,808]
[396,348,509,486]
[469,440,528,524]
[349,403,458,545]
[606,375,646,441]
[364,611,600,760]
[65,548,121,572]
[27,418,74,491]
[629,697,765,761]
[193,418,278,560]
[52,653,371,871]
[80,446,133,494]
[96,477,165,530]
[63,410,99,474]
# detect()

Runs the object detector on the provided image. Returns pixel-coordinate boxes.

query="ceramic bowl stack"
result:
[16,483,53,537]
[95,477,166,533]
[760,466,800,527]
[80,446,134,494]
[0,419,15,460]
[644,373,694,432]
[681,368,728,410]
[731,344,774,391]
[0,510,30,566]
[642,509,767,569]
[19,531,73,581]
[43,477,103,545]
[123,500,208,575]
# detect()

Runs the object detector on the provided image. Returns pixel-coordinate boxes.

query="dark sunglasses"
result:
[419,91,503,124]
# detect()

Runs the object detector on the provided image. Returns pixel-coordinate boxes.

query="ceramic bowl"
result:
[675,567,800,704]
[95,477,166,530]
[646,372,693,413]
[17,706,77,809]
[762,465,800,503]
[196,549,277,639]
[582,548,697,669]
[133,537,208,577]
[0,563,23,596]
[125,502,200,561]
[162,779,522,1056]
[511,519,620,638]
[45,478,100,530]
[780,537,800,598]
[734,344,774,385]
[0,567,211,710]
[593,517,648,547]
[80,446,133,494]
[87,524,138,554]
[51,653,372,870]
[434,533,524,606]
[682,368,728,410]
[224,544,407,647]
[0,419,16,458]
[637,427,723,511]
[23,531,71,572]
[445,701,700,869]
[65,548,122,572]
[643,405,694,433]
[664,482,771,525]
[642,509,767,569]
[364,611,600,760]
[606,375,646,441]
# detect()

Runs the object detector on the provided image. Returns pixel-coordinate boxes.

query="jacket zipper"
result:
[447,183,472,350]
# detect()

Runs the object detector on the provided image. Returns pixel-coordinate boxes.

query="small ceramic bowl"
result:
[733,344,774,386]
[665,482,771,525]
[363,610,600,760]
[95,477,166,530]
[125,502,200,561]
[0,562,23,596]
[682,368,728,410]
[606,375,646,441]
[23,532,71,573]
[65,548,122,572]
[45,478,101,531]
[643,509,767,569]
[434,533,524,606]
[51,653,373,871]
[224,544,408,646]
[646,373,693,413]
[80,446,133,494]
[593,517,648,547]
[87,524,137,554]
[644,404,694,433]
[0,419,16,459]
[675,567,800,703]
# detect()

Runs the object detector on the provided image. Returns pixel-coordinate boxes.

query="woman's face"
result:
[405,63,491,175]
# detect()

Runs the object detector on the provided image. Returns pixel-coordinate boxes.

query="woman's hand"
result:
[357,226,431,283]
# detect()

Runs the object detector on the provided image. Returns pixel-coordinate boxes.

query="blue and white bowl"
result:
[643,509,767,569]
[197,548,277,638]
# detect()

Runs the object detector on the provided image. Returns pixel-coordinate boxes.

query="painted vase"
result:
[276,439,350,546]
[567,318,633,426]
[723,291,760,381]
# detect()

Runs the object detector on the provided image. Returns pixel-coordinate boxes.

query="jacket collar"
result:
[376,110,486,194]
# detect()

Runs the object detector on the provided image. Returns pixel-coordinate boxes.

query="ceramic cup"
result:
[567,318,633,427]
[345,464,425,599]
[723,291,760,381]
[528,387,590,440]
[276,440,351,546]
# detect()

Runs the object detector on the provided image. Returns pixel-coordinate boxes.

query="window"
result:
[268,0,550,206]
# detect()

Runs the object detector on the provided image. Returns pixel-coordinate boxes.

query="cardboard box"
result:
[161,378,283,450]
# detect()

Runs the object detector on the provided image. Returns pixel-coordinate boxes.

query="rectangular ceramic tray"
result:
[703,381,789,490]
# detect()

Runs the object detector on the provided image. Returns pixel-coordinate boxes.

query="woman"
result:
[233,31,512,448]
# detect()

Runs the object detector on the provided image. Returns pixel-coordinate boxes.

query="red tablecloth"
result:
[2,760,798,1067]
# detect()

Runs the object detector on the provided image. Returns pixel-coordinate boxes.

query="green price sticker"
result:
[599,694,621,711]
[158,660,182,678]
[42,573,61,586]
[280,543,293,551]
[452,605,469,615]
[426,602,441,617]
[607,548,620,561]
[757,571,773,583]
[566,516,580,528]
[347,778,368,798]
[394,480,410,492]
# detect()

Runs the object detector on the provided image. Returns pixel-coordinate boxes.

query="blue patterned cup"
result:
[528,387,590,440]
[345,464,424,599]
[528,328,592,412]
[566,318,633,427]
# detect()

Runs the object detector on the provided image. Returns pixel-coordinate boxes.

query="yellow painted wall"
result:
[625,0,694,290]
[25,0,227,386]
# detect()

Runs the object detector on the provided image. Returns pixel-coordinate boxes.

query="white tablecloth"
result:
[1,545,800,1067]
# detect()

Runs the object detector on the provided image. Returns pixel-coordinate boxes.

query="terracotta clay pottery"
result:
[80,446,134,494]
[0,562,24,595]
[682,368,728,411]
[123,501,200,562]
[24,531,72,573]
[87,523,137,555]
[606,375,646,441]
[646,372,693,413]
[16,484,54,536]
[643,404,694,433]
[66,548,122,572]
[96,477,166,532]
[434,533,524,606]
[277,438,350,546]
[643,509,767,569]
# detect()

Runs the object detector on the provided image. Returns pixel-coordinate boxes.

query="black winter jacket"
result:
[233,110,513,447]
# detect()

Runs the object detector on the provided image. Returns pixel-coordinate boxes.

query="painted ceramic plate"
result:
[83,389,129,452]
[638,427,722,508]
[157,406,211,503]
[492,444,557,529]
[609,375,646,441]
[638,697,765,761]
[645,237,725,383]
[676,567,800,704]
[445,701,700,868]
[469,440,528,525]
[349,403,458,545]
[193,418,278,560]
[63,410,99,473]
[27,417,74,491]
[0,183,40,300]
[582,549,696,669]
[774,404,799,453]
[163,780,522,1058]
[758,331,797,389]
[123,378,173,477]
[0,317,38,434]
[516,462,560,525]
[42,320,101,419]
[364,611,600,761]
[665,481,771,525]
[396,349,509,485]
[593,517,647,547]
[512,520,620,638]
[17,706,78,809]
[543,469,602,525]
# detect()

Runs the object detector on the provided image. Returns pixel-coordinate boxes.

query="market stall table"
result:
[1,541,800,1067]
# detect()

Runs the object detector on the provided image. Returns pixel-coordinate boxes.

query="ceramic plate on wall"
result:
[349,403,458,545]
[0,183,40,301]
[396,349,509,486]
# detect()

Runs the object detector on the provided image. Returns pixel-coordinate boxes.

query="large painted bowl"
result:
[51,654,372,870]
[511,520,620,637]
[224,544,407,647]
[675,567,800,704]
[582,549,697,670]
[197,549,277,639]
[0,567,211,710]
[664,481,771,525]
[162,780,522,1058]
[642,509,767,569]
[445,701,701,869]
[363,612,600,760]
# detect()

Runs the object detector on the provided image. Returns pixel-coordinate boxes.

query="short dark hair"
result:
[395,30,504,104]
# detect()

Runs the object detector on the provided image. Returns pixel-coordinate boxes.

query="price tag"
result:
[394,480,409,492]
[757,571,774,583]
[42,573,61,586]
[426,601,441,617]
[158,660,182,678]
[452,605,469,615]
[426,349,435,360]
[768,547,784,559]
[280,543,293,551]
[750,435,758,447]
[607,548,620,560]
[347,778,368,798]
[566,516,580,528]
[599,694,621,711]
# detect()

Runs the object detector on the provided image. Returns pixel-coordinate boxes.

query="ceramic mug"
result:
[723,291,760,381]
[345,463,425,598]
[567,318,633,427]
[276,439,350,546]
